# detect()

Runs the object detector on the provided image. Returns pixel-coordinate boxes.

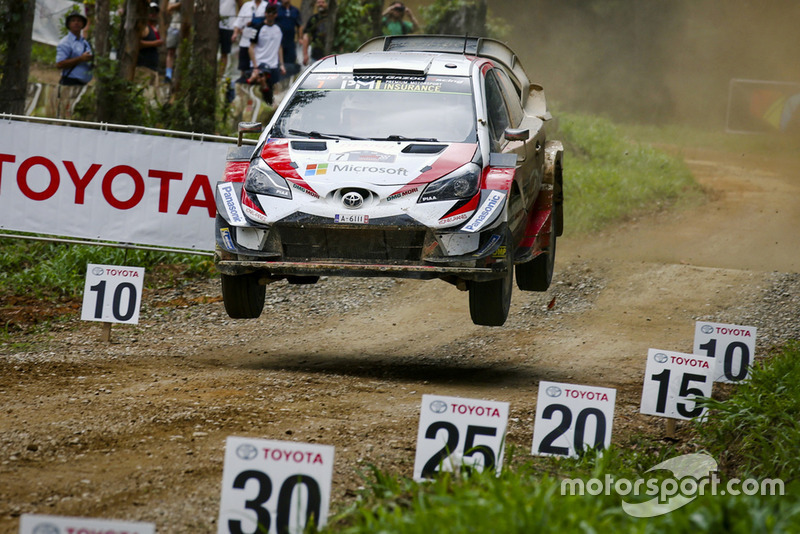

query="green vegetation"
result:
[323,345,800,533]
[622,122,800,159]
[695,341,800,482]
[0,238,212,299]
[558,112,703,235]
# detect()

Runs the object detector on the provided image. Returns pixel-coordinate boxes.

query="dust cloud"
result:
[486,0,800,129]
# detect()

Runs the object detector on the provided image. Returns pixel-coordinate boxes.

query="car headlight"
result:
[244,158,292,199]
[418,163,481,203]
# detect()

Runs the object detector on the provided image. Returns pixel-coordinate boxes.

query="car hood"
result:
[260,139,478,193]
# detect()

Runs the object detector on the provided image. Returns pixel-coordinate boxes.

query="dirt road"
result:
[1,146,799,532]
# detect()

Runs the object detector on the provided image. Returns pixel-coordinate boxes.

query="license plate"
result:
[334,214,369,224]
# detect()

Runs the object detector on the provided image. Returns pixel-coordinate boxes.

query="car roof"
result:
[311,51,474,78]
[356,35,531,102]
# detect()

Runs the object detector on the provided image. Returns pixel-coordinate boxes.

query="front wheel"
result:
[469,233,514,326]
[221,272,266,318]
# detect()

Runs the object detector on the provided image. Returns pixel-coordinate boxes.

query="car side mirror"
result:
[504,127,529,142]
[238,121,263,146]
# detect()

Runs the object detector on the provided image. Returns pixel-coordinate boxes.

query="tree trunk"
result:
[0,0,35,114]
[188,0,219,133]
[424,0,487,36]
[300,0,315,30]
[94,0,111,59]
[120,0,147,81]
[323,0,337,55]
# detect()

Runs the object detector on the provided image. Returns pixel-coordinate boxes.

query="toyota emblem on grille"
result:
[342,191,364,209]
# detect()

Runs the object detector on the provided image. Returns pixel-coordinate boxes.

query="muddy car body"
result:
[214,35,564,326]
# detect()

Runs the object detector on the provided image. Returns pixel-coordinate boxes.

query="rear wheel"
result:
[221,272,265,318]
[516,216,556,291]
[469,233,514,326]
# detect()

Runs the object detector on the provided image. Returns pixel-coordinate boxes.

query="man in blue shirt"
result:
[55,13,93,85]
[276,0,301,76]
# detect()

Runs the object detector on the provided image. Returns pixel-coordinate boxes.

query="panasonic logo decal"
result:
[218,182,245,225]
[463,191,506,233]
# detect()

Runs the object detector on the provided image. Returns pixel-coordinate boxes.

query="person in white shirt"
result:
[232,0,267,82]
[248,5,285,104]
[219,0,239,75]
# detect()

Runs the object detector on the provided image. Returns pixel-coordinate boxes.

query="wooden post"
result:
[100,322,112,343]
[665,418,677,439]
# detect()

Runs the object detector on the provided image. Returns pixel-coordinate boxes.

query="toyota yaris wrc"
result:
[214,35,564,326]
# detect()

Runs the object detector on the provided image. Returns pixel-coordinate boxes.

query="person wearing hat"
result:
[55,12,93,85]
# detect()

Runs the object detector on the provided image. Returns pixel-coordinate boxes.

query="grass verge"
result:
[557,112,703,235]
[325,344,800,533]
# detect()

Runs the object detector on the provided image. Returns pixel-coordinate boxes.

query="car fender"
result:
[543,140,564,236]
[543,140,563,186]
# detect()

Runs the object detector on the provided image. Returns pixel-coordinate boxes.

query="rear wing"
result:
[357,35,532,105]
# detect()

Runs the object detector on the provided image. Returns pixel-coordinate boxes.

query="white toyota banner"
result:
[0,119,232,251]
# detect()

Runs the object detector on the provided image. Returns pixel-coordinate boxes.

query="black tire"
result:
[221,272,265,318]
[286,275,320,285]
[516,218,556,291]
[469,233,514,327]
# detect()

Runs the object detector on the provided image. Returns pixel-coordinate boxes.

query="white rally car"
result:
[214,35,564,326]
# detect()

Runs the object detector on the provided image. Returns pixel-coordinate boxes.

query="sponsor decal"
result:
[236,443,259,461]
[218,182,244,225]
[438,212,470,225]
[219,227,235,250]
[463,191,505,233]
[291,181,320,198]
[387,187,418,201]
[31,523,59,534]
[331,163,409,176]
[243,204,269,224]
[304,163,328,177]
[449,402,502,418]
[262,447,325,465]
[87,266,140,278]
[429,400,448,413]
[329,151,396,163]
[546,386,562,397]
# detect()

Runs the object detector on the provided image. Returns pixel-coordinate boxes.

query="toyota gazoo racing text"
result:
[214,35,564,326]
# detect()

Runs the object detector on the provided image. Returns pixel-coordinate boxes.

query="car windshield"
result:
[273,73,477,143]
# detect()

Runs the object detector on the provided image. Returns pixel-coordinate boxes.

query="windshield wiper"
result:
[288,129,366,140]
[371,134,439,142]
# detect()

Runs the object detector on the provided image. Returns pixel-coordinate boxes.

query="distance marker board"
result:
[640,349,715,421]
[413,394,509,480]
[694,321,757,383]
[19,513,155,534]
[531,381,617,458]
[81,264,145,324]
[218,437,334,534]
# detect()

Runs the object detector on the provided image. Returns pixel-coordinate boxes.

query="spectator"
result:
[302,0,329,65]
[137,2,163,73]
[165,2,181,82]
[248,4,285,104]
[55,12,93,85]
[381,2,418,36]
[219,0,239,75]
[275,0,301,76]
[232,0,267,82]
